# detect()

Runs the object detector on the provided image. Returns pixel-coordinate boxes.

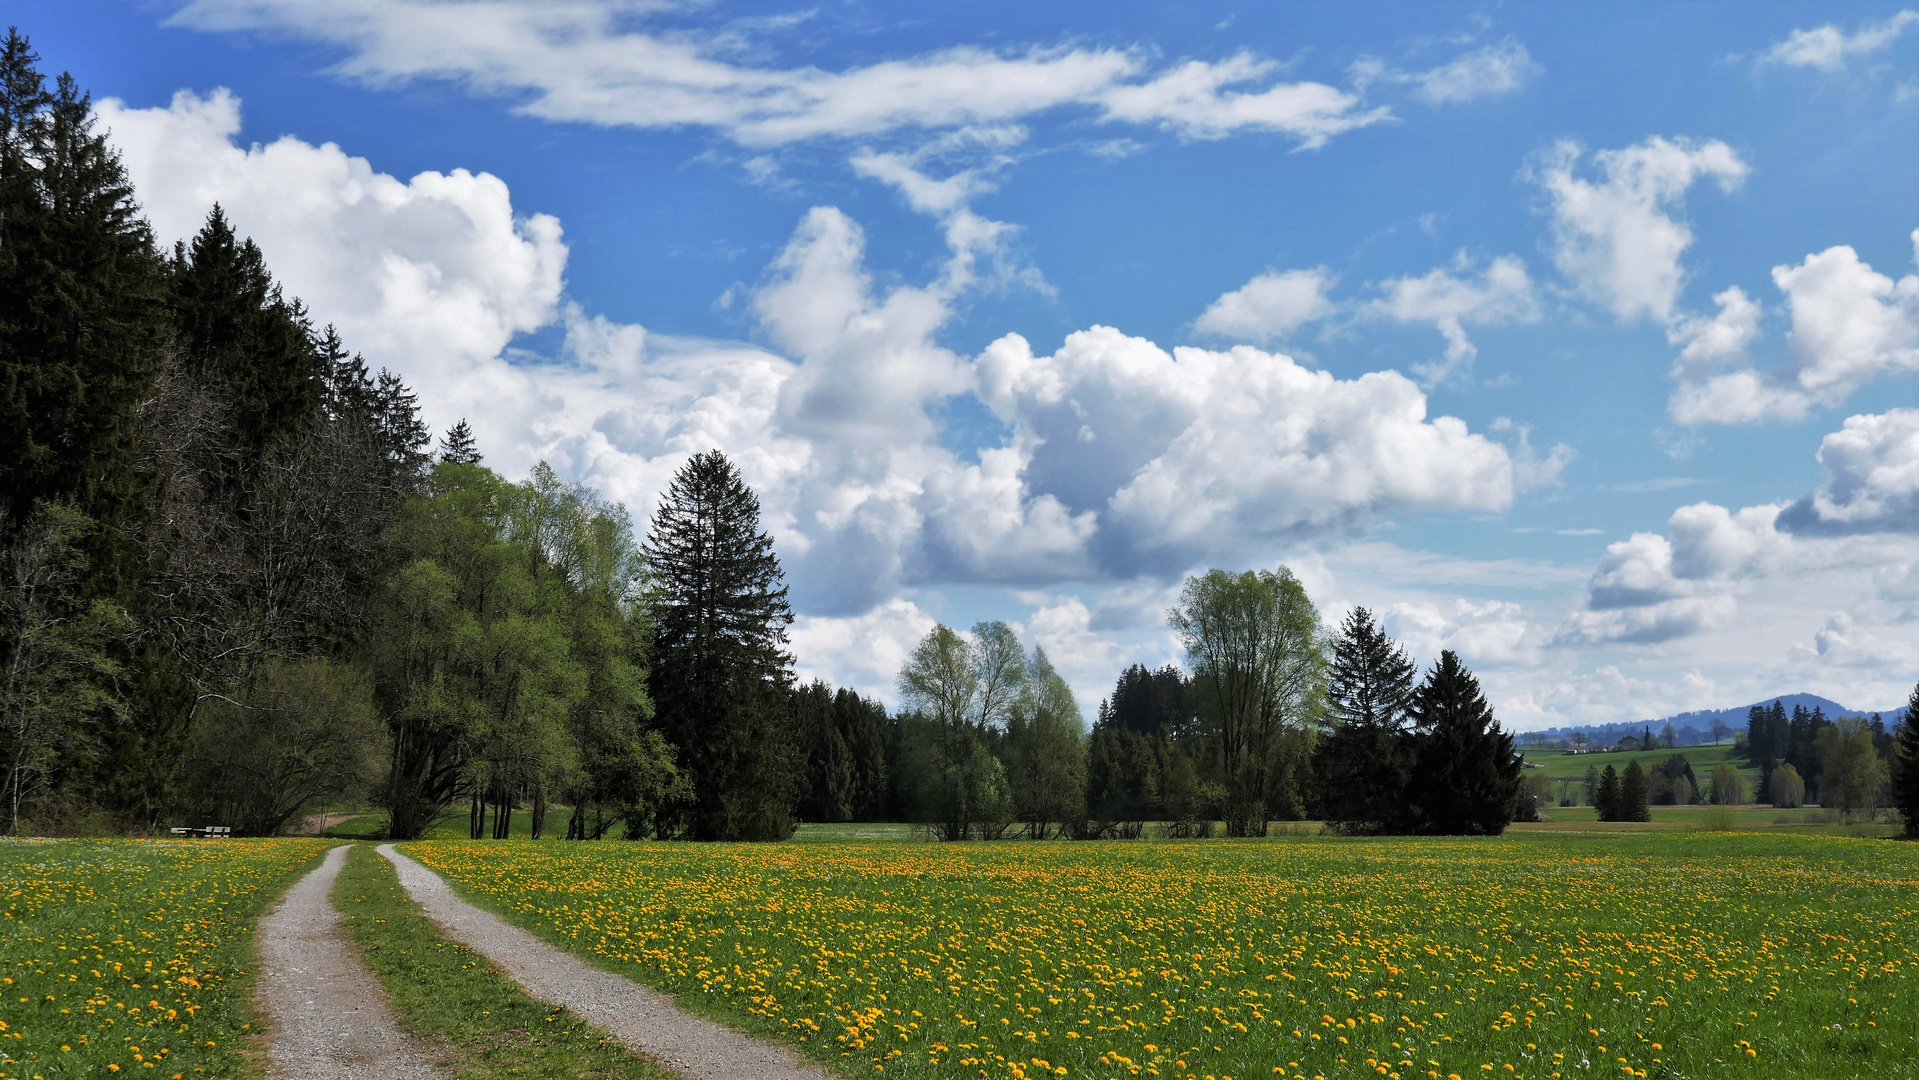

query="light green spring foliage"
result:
[1004,648,1087,837]
[376,460,662,838]
[897,624,1088,840]
[1710,762,1748,806]
[1815,717,1891,815]
[1169,566,1327,834]
[1770,764,1806,810]
[408,832,1919,1080]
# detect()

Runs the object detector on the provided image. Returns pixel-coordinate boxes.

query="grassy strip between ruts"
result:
[332,843,677,1080]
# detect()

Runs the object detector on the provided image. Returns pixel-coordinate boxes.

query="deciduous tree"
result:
[1169,566,1325,837]
[1709,762,1747,805]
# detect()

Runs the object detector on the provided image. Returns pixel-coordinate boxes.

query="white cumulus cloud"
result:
[1560,502,1785,644]
[1667,232,1919,424]
[1385,598,1535,666]
[1529,136,1748,325]
[1192,267,1335,342]
[979,329,1529,570]
[1366,253,1540,385]
[1779,408,1919,535]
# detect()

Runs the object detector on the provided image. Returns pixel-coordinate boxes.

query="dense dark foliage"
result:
[1314,608,1417,833]
[1897,682,1919,837]
[645,450,799,841]
[1406,650,1523,835]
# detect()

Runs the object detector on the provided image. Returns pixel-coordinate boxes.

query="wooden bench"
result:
[168,825,233,838]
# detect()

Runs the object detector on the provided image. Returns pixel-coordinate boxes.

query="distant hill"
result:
[1520,693,1907,746]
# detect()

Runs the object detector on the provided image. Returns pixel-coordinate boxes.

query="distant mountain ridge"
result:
[1522,693,1907,746]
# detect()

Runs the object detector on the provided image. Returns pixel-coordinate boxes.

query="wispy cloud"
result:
[1599,477,1710,493]
[172,0,1394,150]
[1759,10,1918,73]
[1352,37,1542,106]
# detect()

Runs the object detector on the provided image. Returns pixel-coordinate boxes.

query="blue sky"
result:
[22,1,1919,724]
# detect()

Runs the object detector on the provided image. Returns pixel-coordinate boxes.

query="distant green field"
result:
[1522,740,1746,782]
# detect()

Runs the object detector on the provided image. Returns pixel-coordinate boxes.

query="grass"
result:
[320,807,574,842]
[332,843,676,1080]
[0,836,330,1080]
[1518,803,1905,836]
[401,831,1919,1080]
[793,823,931,843]
[320,815,387,841]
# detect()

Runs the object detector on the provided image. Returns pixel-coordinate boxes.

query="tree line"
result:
[870,587,1529,840]
[1743,699,1901,814]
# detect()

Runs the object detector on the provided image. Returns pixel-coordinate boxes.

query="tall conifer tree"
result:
[1314,607,1417,831]
[1619,760,1652,822]
[1595,764,1621,821]
[0,30,167,557]
[1896,681,1919,839]
[167,206,325,470]
[1407,650,1521,835]
[645,450,798,841]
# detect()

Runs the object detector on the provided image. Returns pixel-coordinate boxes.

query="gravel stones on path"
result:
[255,844,444,1080]
[378,844,835,1080]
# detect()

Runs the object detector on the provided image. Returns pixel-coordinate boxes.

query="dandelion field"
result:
[0,837,328,1079]
[406,833,1919,1080]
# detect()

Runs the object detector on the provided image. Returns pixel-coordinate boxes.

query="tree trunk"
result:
[493,786,512,839]
[530,785,546,840]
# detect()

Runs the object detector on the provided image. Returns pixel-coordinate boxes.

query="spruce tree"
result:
[1620,760,1652,822]
[645,450,797,841]
[1745,704,1769,762]
[1896,681,1919,838]
[0,30,167,555]
[1407,650,1522,835]
[1315,606,1417,832]
[1595,764,1621,821]
[167,206,325,467]
[439,419,482,464]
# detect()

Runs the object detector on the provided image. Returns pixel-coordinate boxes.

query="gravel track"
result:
[379,844,835,1080]
[255,844,444,1080]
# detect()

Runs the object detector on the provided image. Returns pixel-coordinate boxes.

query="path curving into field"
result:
[255,844,444,1080]
[378,844,833,1080]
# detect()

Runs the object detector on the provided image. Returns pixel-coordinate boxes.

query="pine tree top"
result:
[439,419,482,465]
[644,449,793,683]
[1328,606,1415,731]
